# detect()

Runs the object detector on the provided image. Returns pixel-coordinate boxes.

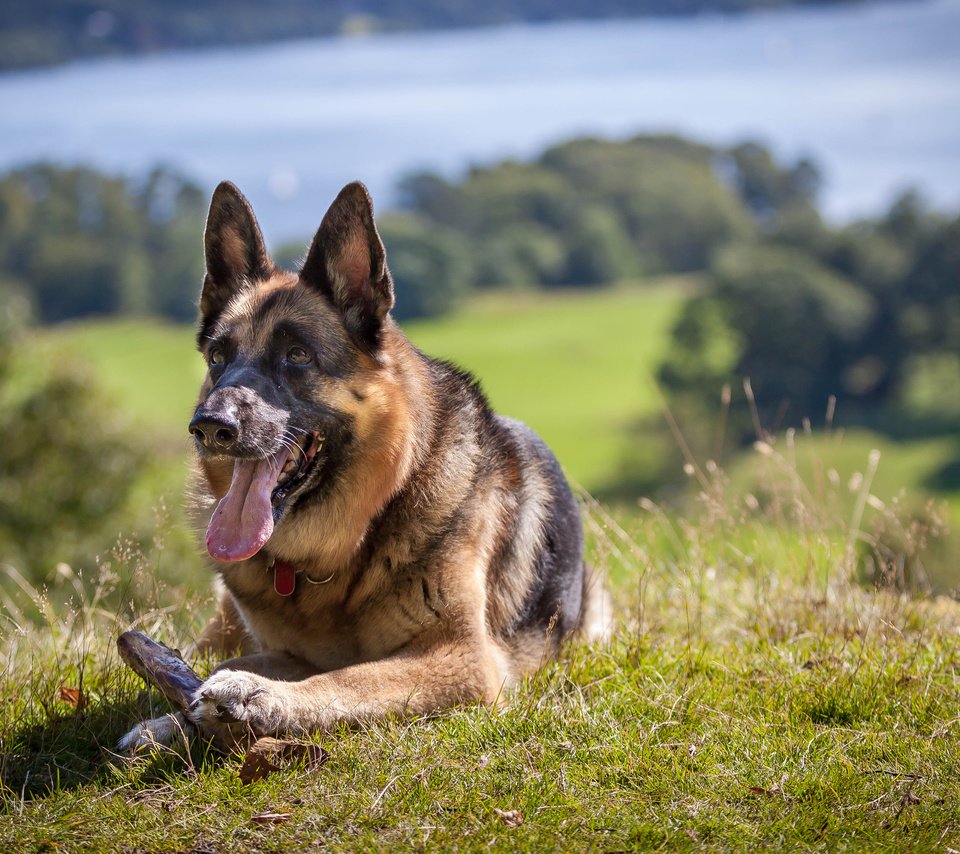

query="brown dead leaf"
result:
[239,750,279,785]
[748,785,779,797]
[493,808,524,828]
[250,811,292,825]
[238,737,328,784]
[58,685,88,710]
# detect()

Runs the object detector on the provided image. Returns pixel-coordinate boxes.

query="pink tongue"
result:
[205,448,290,562]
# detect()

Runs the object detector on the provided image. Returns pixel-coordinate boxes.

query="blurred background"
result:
[0,0,957,604]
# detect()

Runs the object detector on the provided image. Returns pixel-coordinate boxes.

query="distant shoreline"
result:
[0,0,899,73]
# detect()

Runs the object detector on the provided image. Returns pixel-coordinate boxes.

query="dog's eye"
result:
[286,346,312,365]
[208,347,225,367]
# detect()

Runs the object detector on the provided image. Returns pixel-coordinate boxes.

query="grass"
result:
[725,427,960,513]
[36,318,206,449]
[404,284,686,490]
[2,435,960,850]
[721,428,959,595]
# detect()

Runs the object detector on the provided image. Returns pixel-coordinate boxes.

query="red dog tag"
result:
[273,559,296,597]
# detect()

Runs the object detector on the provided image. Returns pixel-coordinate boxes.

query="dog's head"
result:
[191,181,404,563]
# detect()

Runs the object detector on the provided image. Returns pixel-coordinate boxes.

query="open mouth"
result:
[271,431,323,510]
[204,429,325,563]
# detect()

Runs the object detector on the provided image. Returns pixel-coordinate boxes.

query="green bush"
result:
[396,136,757,292]
[0,313,149,585]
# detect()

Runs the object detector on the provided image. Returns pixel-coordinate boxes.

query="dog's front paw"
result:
[188,670,292,748]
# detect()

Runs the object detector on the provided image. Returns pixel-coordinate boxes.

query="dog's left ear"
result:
[300,182,394,348]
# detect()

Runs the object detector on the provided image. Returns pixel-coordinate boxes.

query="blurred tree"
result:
[271,241,306,273]
[724,141,821,222]
[896,211,960,356]
[561,206,640,285]
[0,312,148,584]
[0,164,205,324]
[540,136,753,273]
[398,135,756,291]
[138,167,208,321]
[714,244,876,410]
[472,224,567,288]
[661,243,877,434]
[378,214,474,319]
[659,187,960,447]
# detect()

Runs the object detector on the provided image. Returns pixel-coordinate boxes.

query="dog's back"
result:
[393,353,591,681]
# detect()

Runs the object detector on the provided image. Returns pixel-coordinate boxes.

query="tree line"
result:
[0,164,206,323]
[1,0,889,71]
[389,136,959,454]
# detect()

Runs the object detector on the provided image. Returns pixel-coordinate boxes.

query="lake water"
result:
[1,0,958,242]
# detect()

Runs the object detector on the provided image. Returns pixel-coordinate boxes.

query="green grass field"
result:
[36,318,207,447]
[405,286,686,490]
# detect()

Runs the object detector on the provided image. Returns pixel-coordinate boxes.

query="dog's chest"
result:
[220,557,442,670]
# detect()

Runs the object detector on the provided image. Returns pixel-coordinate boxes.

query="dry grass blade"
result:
[250,810,292,825]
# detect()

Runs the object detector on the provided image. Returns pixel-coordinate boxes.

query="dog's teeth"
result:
[272,434,321,496]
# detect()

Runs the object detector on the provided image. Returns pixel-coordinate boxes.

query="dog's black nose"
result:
[189,413,240,452]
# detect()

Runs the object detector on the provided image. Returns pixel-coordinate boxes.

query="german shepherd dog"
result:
[120,181,606,751]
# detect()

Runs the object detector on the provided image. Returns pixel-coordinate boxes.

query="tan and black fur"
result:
[120,181,607,751]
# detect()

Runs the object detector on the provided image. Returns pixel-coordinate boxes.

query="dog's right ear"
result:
[200,182,272,322]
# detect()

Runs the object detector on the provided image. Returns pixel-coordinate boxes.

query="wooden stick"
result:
[117,630,203,711]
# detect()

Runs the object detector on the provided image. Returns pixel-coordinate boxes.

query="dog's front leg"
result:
[188,634,507,747]
[190,588,254,659]
[117,710,194,754]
